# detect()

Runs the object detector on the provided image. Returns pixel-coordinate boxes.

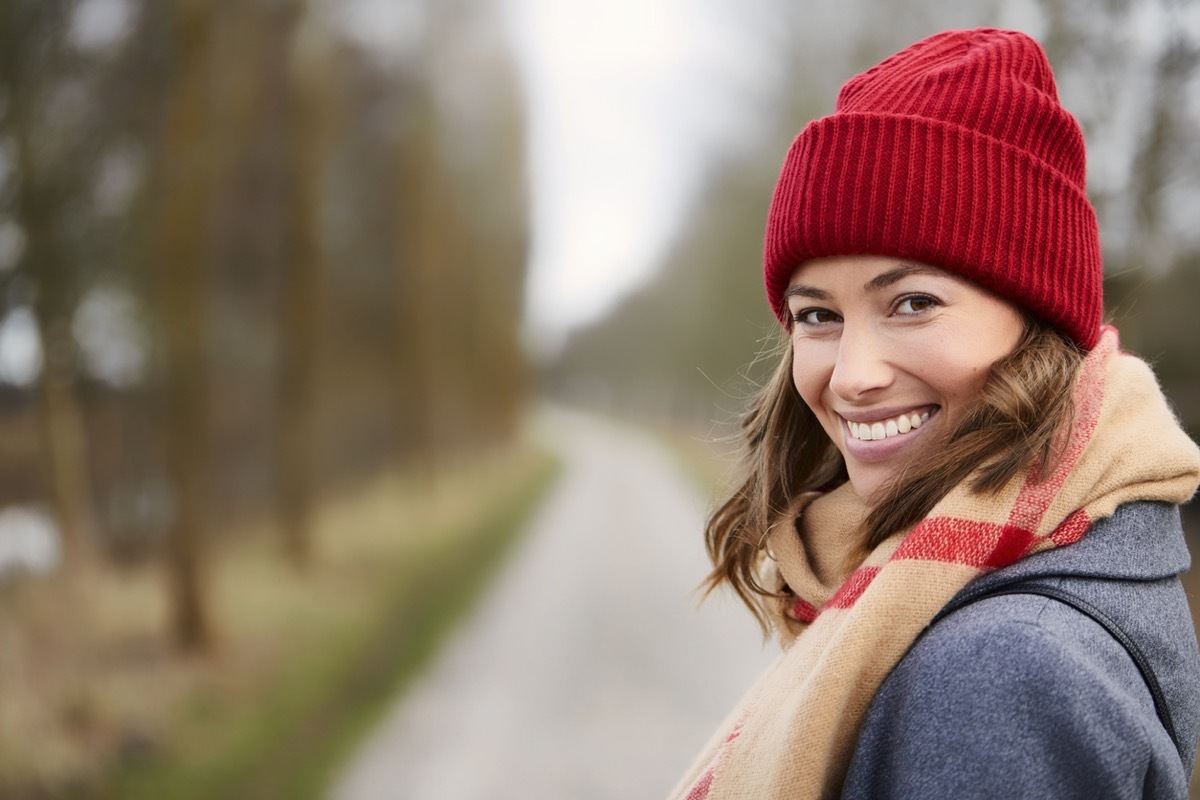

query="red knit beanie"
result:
[763,28,1103,351]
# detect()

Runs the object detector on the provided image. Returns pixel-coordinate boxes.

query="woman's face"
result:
[786,255,1025,501]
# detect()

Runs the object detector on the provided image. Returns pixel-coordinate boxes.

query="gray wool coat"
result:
[841,501,1200,799]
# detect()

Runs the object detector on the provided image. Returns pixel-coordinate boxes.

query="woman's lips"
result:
[838,406,939,462]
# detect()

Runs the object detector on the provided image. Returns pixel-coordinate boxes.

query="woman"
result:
[670,28,1200,800]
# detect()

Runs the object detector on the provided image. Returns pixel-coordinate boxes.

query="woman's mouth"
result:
[846,409,932,441]
[838,407,939,464]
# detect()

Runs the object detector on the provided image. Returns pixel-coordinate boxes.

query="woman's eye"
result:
[793,308,841,326]
[894,294,938,315]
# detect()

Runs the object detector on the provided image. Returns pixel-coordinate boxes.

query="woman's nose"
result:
[829,329,894,400]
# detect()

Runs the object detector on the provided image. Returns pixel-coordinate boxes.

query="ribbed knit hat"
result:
[763,28,1103,350]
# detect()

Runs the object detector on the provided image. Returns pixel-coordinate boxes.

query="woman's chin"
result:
[844,470,887,503]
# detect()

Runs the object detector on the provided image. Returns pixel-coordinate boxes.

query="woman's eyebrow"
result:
[786,264,941,300]
[864,264,941,292]
[784,284,830,300]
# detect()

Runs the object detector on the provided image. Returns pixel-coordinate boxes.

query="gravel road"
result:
[327,410,776,800]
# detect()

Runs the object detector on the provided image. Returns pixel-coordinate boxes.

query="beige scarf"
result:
[670,328,1200,800]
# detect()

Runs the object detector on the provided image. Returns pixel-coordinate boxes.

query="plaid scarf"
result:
[671,328,1200,799]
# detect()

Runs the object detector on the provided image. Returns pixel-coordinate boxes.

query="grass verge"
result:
[0,445,560,800]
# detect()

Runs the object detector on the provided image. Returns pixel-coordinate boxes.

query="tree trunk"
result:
[277,0,324,568]
[396,86,443,479]
[157,0,218,652]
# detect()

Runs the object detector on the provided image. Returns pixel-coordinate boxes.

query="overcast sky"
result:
[502,0,777,350]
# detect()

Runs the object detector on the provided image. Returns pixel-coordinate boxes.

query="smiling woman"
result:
[671,28,1200,800]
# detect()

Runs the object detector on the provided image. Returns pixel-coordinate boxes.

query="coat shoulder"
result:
[843,501,1200,800]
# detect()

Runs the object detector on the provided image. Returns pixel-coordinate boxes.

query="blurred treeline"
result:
[546,0,1200,439]
[0,0,528,647]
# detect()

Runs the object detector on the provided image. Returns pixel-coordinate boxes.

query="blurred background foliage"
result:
[0,0,535,794]
[0,0,1197,796]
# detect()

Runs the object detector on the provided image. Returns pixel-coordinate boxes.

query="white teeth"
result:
[847,410,933,441]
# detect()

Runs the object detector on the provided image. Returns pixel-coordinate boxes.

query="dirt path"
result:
[327,410,776,799]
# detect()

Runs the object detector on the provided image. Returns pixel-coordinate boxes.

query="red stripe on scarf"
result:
[896,517,1003,564]
[889,517,1035,567]
[791,598,820,623]
[1050,508,1091,546]
[828,566,881,609]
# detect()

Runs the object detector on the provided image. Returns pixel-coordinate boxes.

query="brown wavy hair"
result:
[702,314,1085,631]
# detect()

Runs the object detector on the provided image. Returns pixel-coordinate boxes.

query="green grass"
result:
[101,449,561,800]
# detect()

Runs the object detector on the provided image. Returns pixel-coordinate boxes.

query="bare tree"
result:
[155,0,217,651]
[277,0,328,567]
[395,77,444,478]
